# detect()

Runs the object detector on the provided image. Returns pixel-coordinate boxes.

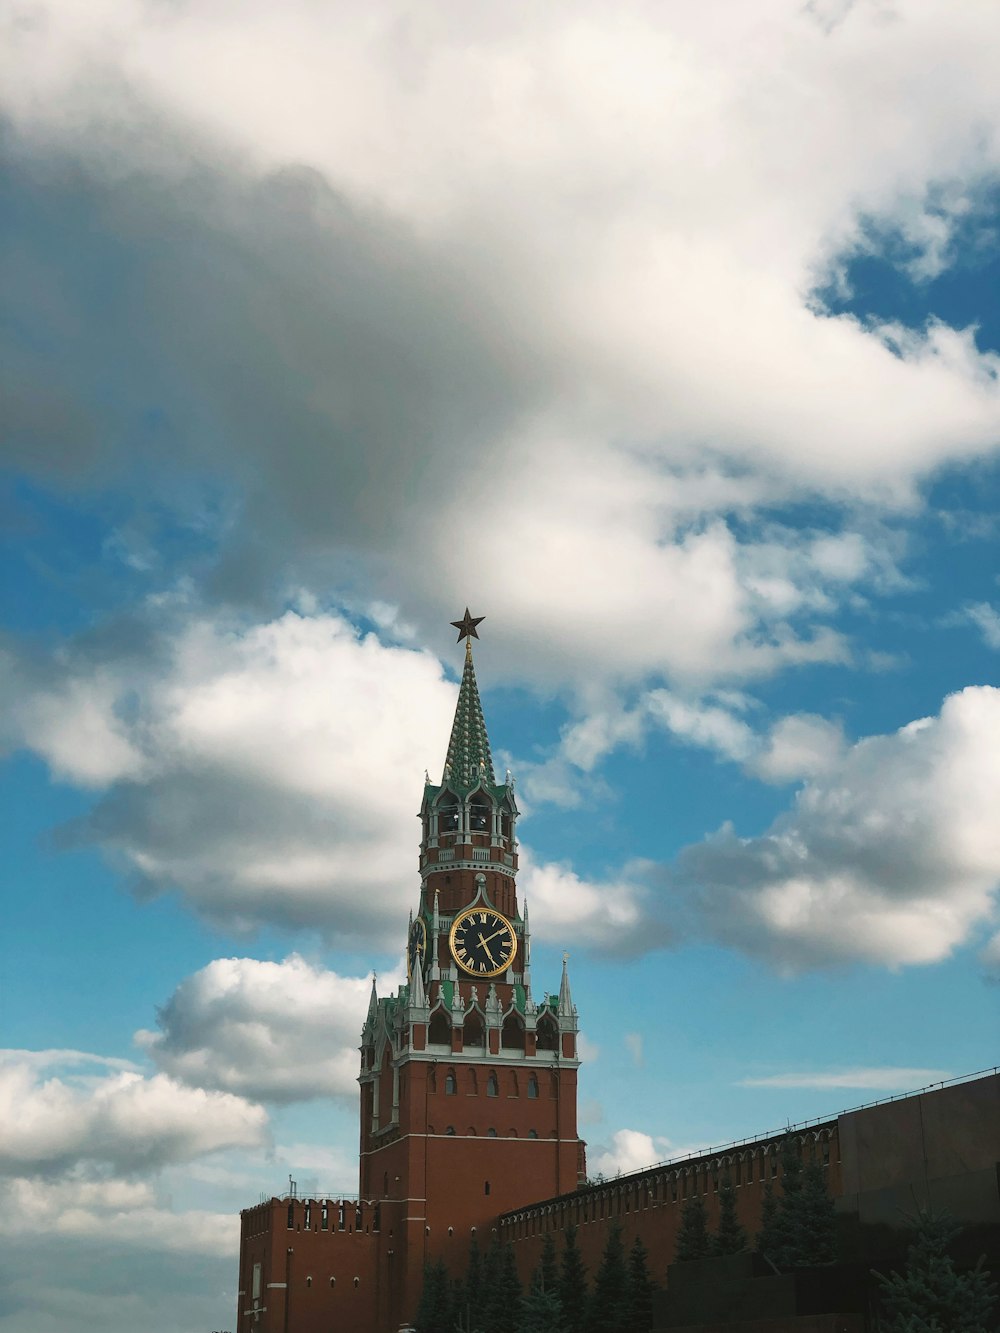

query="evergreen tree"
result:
[625,1235,656,1333]
[558,1225,590,1332]
[539,1233,559,1296]
[519,1267,565,1333]
[480,1238,506,1333]
[501,1241,524,1327]
[453,1236,484,1333]
[874,1208,998,1333]
[675,1193,711,1262]
[796,1160,837,1265]
[415,1258,452,1333]
[768,1140,804,1268]
[713,1178,748,1256]
[587,1222,629,1333]
[756,1141,837,1270]
[757,1180,780,1266]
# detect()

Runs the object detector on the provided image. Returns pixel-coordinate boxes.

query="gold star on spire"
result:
[450,608,485,643]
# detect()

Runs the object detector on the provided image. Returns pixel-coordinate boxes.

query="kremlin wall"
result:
[236,620,1000,1333]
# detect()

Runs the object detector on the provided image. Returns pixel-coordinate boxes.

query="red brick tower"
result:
[359,615,586,1329]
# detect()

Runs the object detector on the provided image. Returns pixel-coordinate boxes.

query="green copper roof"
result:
[442,638,496,791]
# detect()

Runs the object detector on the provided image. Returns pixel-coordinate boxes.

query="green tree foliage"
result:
[415,1258,452,1333]
[587,1222,630,1333]
[757,1179,780,1265]
[451,1235,486,1333]
[675,1193,711,1261]
[558,1225,590,1332]
[757,1141,837,1270]
[519,1267,565,1333]
[539,1233,559,1296]
[713,1178,748,1256]
[796,1160,837,1265]
[625,1235,657,1333]
[480,1237,523,1333]
[874,1208,998,1333]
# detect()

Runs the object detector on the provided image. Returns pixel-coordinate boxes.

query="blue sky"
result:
[2,3,1000,1330]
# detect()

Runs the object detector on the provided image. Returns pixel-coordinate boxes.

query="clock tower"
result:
[359,615,586,1330]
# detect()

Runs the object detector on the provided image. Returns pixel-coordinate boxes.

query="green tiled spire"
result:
[442,638,496,790]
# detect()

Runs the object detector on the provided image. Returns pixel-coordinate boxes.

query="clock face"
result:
[449,908,517,978]
[407,917,427,980]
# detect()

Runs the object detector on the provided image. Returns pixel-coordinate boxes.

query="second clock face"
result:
[449,908,517,978]
[408,917,427,980]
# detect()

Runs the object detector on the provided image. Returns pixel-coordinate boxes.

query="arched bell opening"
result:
[437,792,460,836]
[501,1012,526,1050]
[428,1008,451,1046]
[536,1012,558,1052]
[463,1009,486,1050]
[469,792,492,833]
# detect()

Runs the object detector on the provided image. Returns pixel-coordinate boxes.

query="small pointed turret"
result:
[429,888,441,982]
[363,975,379,1034]
[409,955,428,1010]
[442,635,495,790]
[522,897,531,990]
[558,953,574,1018]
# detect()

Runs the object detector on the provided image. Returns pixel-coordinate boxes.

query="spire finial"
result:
[451,607,485,643]
[441,611,495,789]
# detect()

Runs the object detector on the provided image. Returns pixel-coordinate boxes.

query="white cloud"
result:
[589,1128,673,1178]
[0,1173,239,1255]
[646,690,757,763]
[739,1067,951,1091]
[576,1033,601,1065]
[137,954,402,1104]
[1,1,999,697]
[750,713,847,784]
[624,1033,644,1067]
[520,851,666,956]
[0,1050,267,1175]
[671,685,1000,968]
[981,930,1000,980]
[4,608,456,943]
[963,602,1000,650]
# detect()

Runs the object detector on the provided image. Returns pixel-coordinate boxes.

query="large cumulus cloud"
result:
[667,685,1000,969]
[2,0,1000,690]
[136,954,393,1103]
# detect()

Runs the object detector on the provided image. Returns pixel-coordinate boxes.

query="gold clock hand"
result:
[478,927,509,947]
[477,934,498,966]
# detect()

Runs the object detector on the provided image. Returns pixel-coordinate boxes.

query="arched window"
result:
[464,1011,485,1048]
[527,1075,539,1099]
[528,1129,538,1139]
[439,796,459,833]
[536,1013,558,1051]
[502,1013,525,1050]
[446,1125,456,1136]
[445,1070,457,1095]
[306,1276,312,1288]
[487,1072,498,1097]
[484,1181,491,1195]
[469,794,491,832]
[353,1277,360,1289]
[487,1127,497,1137]
[329,1278,336,1288]
[429,1010,451,1045]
